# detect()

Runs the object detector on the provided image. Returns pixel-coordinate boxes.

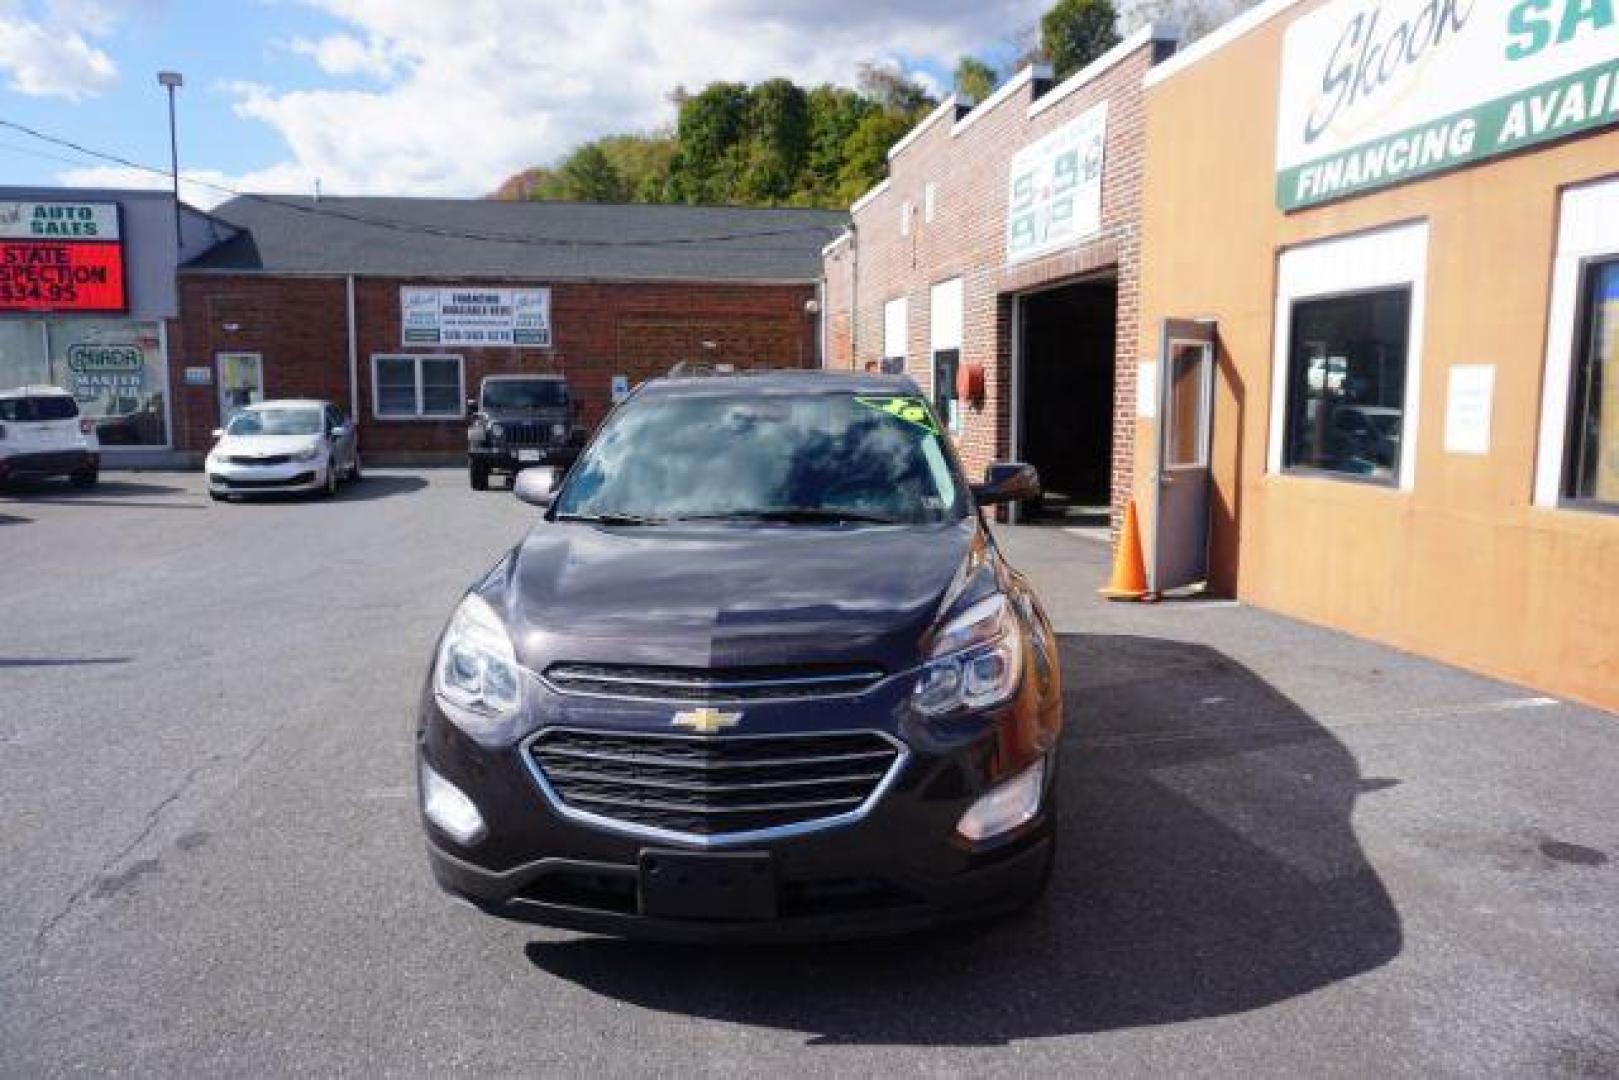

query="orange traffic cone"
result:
[1099,498,1151,601]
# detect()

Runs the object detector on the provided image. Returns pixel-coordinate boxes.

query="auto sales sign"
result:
[1276,0,1619,210]
[401,286,551,347]
[0,201,126,312]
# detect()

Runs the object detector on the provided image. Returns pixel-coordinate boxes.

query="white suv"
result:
[0,386,100,488]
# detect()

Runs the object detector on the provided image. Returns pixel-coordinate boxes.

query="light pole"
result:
[157,71,183,254]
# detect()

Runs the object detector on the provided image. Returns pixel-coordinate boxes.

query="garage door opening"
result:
[1016,279,1118,525]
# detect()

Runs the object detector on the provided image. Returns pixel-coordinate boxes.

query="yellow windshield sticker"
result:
[855,395,938,435]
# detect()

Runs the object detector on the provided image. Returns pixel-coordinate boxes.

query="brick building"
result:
[822,26,1178,529]
[172,197,845,462]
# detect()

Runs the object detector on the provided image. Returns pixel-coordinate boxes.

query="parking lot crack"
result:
[26,765,203,969]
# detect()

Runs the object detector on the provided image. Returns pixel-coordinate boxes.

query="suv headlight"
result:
[550,422,567,442]
[434,593,522,731]
[488,422,505,442]
[292,441,322,462]
[912,594,1022,716]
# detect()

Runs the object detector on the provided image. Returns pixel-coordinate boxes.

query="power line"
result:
[0,116,845,250]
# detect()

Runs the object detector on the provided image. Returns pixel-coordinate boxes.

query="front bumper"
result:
[417,675,1060,942]
[207,458,325,493]
[470,444,579,473]
[0,449,97,481]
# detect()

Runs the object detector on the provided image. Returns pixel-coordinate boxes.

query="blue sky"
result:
[0,0,1042,206]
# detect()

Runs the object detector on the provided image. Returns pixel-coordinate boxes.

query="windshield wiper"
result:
[673,508,902,525]
[553,511,666,526]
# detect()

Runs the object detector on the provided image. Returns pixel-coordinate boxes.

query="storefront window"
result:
[45,319,168,446]
[1565,259,1619,507]
[0,320,49,388]
[1283,288,1410,484]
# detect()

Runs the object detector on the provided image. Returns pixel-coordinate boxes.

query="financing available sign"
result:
[0,200,125,312]
[1277,0,1619,211]
[401,286,551,347]
[1007,103,1108,263]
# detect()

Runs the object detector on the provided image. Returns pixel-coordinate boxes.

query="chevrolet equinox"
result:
[418,370,1063,940]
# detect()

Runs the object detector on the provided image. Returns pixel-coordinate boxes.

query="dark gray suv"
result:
[466,374,584,490]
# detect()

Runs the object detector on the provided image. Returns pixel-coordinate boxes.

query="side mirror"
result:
[513,467,557,508]
[329,424,349,439]
[211,427,224,439]
[465,397,478,419]
[972,462,1040,505]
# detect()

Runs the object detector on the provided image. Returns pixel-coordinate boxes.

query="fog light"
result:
[956,758,1046,842]
[421,762,487,845]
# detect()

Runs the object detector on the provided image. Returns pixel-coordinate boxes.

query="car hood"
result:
[212,433,324,457]
[496,518,988,674]
[483,406,569,421]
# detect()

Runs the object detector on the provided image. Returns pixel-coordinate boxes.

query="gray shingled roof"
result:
[184,196,848,283]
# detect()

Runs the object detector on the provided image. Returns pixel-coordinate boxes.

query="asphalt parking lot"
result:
[2,469,1617,1077]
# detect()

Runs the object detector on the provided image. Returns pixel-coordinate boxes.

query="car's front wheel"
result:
[321,459,338,498]
[470,461,490,491]
[69,467,98,489]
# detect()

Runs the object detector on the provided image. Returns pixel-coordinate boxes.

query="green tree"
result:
[954,57,998,103]
[805,85,877,203]
[737,78,812,204]
[1042,0,1120,78]
[557,144,629,202]
[836,110,914,204]
[667,81,751,203]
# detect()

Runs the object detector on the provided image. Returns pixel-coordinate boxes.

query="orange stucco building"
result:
[1135,0,1619,710]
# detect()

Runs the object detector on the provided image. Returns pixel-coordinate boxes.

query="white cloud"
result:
[55,163,311,211]
[287,32,399,79]
[0,0,121,101]
[203,0,1045,198]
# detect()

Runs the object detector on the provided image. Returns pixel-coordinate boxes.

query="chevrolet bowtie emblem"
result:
[671,706,741,734]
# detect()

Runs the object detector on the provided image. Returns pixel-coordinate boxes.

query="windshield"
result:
[227,408,322,437]
[553,390,965,524]
[483,380,568,409]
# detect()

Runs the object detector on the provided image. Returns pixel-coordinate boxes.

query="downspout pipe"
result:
[346,275,359,423]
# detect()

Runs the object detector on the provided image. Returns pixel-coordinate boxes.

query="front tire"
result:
[69,467,98,489]
[348,453,363,483]
[470,461,490,491]
[321,459,338,498]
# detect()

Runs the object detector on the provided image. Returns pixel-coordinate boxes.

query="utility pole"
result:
[157,71,184,255]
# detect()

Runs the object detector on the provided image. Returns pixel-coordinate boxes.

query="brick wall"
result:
[174,274,817,462]
[822,34,1169,533]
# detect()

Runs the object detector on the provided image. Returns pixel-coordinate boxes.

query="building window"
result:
[900,200,913,237]
[924,182,937,224]
[372,354,464,418]
[1282,288,1410,484]
[1565,259,1619,507]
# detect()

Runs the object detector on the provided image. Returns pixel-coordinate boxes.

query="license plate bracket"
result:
[638,849,776,921]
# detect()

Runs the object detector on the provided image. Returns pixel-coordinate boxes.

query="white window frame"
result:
[371,353,465,420]
[930,276,965,433]
[882,297,908,370]
[900,200,913,237]
[1534,176,1619,509]
[1268,221,1429,492]
[924,182,937,224]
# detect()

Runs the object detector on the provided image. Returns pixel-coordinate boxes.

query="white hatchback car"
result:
[0,385,100,488]
[205,399,361,501]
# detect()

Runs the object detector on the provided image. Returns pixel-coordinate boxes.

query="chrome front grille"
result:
[543,663,885,703]
[227,454,293,466]
[525,729,905,843]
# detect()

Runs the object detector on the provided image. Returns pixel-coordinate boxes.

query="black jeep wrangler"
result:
[466,374,584,491]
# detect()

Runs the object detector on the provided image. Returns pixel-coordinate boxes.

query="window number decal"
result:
[856,395,938,435]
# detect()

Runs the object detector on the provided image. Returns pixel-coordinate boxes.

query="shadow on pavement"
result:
[2,478,192,507]
[0,655,132,668]
[524,633,1402,1045]
[217,474,429,504]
